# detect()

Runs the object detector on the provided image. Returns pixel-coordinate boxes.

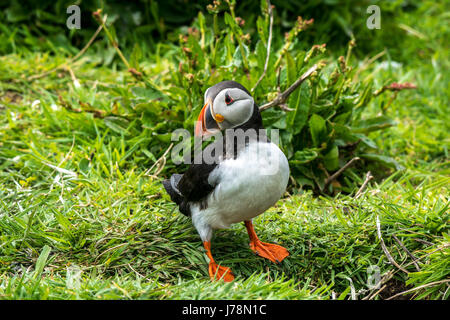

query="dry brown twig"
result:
[366,285,387,300]
[376,216,409,274]
[361,270,394,300]
[127,264,152,282]
[144,143,174,178]
[413,238,434,246]
[259,64,318,111]
[398,243,449,271]
[323,157,360,191]
[355,171,373,198]
[386,279,450,300]
[58,95,106,118]
[392,234,421,272]
[374,82,417,97]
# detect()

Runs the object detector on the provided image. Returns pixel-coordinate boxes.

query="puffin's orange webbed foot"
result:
[249,240,289,263]
[203,241,235,282]
[208,262,235,282]
[245,220,289,264]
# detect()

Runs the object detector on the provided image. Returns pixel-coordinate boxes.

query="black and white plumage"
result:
[163,80,290,281]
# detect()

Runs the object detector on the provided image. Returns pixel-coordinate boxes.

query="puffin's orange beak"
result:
[195,101,209,137]
[195,99,222,137]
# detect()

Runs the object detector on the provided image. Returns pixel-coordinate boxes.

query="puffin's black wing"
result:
[163,163,218,216]
[162,173,184,204]
[163,173,190,216]
[177,163,218,202]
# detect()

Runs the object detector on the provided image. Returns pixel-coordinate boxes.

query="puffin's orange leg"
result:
[244,220,289,263]
[203,241,235,282]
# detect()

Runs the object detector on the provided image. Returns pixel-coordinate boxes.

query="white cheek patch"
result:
[213,88,254,128]
[224,99,254,125]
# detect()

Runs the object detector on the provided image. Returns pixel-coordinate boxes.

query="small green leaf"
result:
[286,78,311,135]
[79,158,90,173]
[353,133,378,149]
[255,40,266,70]
[232,46,242,67]
[155,133,172,143]
[142,149,157,162]
[198,11,205,32]
[354,115,397,133]
[262,109,284,127]
[131,86,164,101]
[256,16,267,45]
[286,52,297,86]
[323,145,339,171]
[33,245,51,280]
[291,149,318,164]
[104,116,129,135]
[133,102,162,115]
[296,51,306,72]
[130,43,142,69]
[232,44,249,68]
[309,114,327,147]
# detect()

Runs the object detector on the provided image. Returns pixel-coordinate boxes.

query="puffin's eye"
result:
[225,93,234,105]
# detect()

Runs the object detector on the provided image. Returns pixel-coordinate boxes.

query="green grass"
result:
[0,1,449,299]
[0,158,447,299]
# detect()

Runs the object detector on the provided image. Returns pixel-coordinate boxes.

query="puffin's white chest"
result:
[192,141,289,230]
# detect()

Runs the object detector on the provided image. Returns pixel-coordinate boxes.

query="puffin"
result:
[163,80,290,282]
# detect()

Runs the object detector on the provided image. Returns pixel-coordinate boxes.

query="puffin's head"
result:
[195,81,255,137]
